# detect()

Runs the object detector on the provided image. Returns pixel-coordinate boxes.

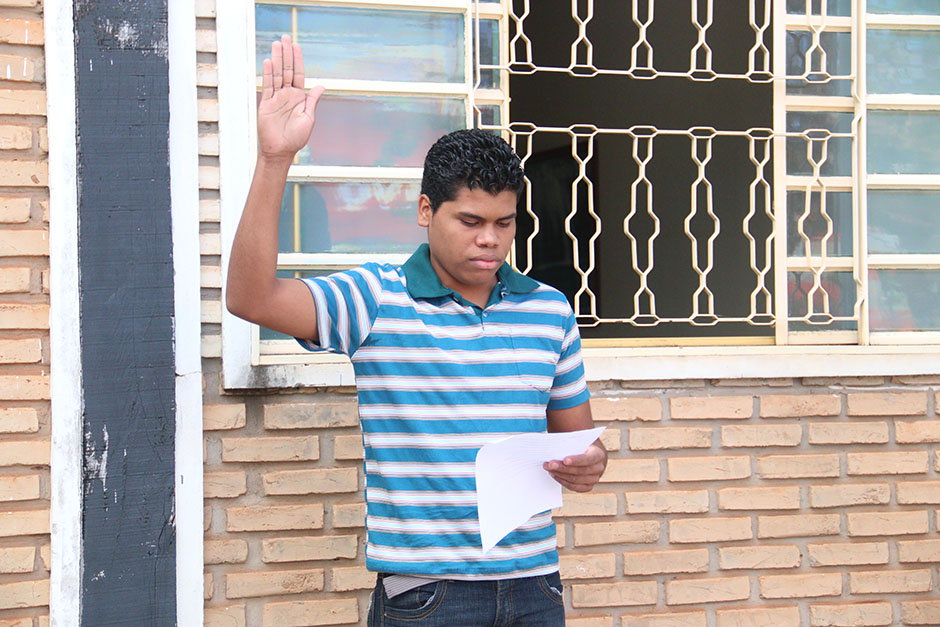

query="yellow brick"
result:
[717,606,802,627]
[590,396,661,422]
[264,402,358,429]
[665,576,749,605]
[38,544,48,571]
[262,468,358,495]
[0,230,46,256]
[204,604,246,627]
[897,481,940,504]
[720,424,802,447]
[331,566,376,592]
[807,541,889,566]
[669,517,751,544]
[847,391,926,416]
[0,197,30,222]
[0,508,47,538]
[0,375,48,400]
[810,601,893,627]
[200,198,221,222]
[625,489,708,514]
[201,299,222,324]
[0,474,40,501]
[667,456,750,482]
[573,520,659,547]
[221,436,319,463]
[199,232,221,256]
[718,486,800,510]
[262,598,358,626]
[0,408,38,434]
[204,539,248,565]
[628,426,710,450]
[850,568,931,594]
[810,483,890,508]
[0,267,29,292]
[570,581,658,608]
[204,336,221,360]
[0,125,30,149]
[896,420,940,443]
[203,472,246,499]
[331,502,366,528]
[203,404,245,431]
[555,493,618,518]
[846,451,928,475]
[0,163,46,191]
[0,546,34,573]
[560,552,616,579]
[718,544,801,570]
[225,568,324,599]
[0,579,48,610]
[261,535,358,563]
[0,440,47,466]
[847,511,928,537]
[670,396,752,419]
[622,611,706,627]
[196,65,218,89]
[758,513,840,539]
[623,548,709,575]
[760,394,842,418]
[37,127,46,152]
[0,338,41,363]
[0,304,48,329]
[598,458,659,483]
[226,504,324,532]
[760,572,841,599]
[599,427,620,451]
[897,539,940,563]
[0,618,32,627]
[200,166,220,190]
[808,421,889,444]
[0,53,38,82]
[757,454,839,479]
[901,600,940,626]
[195,0,216,19]
[201,265,222,288]
[0,89,44,116]
[204,572,213,600]
[333,434,363,460]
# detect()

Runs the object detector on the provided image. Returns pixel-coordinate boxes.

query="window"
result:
[218,1,940,387]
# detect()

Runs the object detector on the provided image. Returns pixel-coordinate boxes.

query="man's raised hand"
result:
[258,34,325,162]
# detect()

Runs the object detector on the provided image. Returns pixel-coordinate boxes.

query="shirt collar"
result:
[402,243,539,300]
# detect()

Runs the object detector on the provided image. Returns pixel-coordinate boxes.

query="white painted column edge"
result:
[168,0,204,624]
[45,1,82,625]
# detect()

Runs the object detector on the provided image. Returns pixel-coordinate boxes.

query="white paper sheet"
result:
[475,427,606,553]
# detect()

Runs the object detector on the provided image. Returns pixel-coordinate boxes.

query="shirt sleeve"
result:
[294,264,383,357]
[547,305,591,410]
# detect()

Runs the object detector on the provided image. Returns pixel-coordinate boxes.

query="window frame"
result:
[217,0,940,390]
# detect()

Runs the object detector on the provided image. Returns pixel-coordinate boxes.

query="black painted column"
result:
[74,1,176,623]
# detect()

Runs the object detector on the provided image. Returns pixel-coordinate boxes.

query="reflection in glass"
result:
[294,95,464,167]
[786,30,851,97]
[868,112,940,174]
[255,5,464,83]
[870,270,940,331]
[869,191,940,254]
[475,105,500,127]
[787,191,853,257]
[474,19,500,89]
[868,0,940,14]
[788,270,858,330]
[868,30,940,95]
[786,0,851,16]
[277,181,425,254]
[787,112,854,176]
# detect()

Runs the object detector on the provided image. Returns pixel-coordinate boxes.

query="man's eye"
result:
[498,221,513,227]
[461,220,476,227]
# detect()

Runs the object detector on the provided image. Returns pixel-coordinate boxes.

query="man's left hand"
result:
[543,440,607,493]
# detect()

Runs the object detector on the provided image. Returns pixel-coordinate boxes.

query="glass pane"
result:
[788,270,858,330]
[255,5,464,83]
[474,19,500,89]
[870,270,940,331]
[787,30,852,97]
[787,112,854,176]
[868,111,940,174]
[293,95,464,167]
[869,191,940,254]
[277,181,425,254]
[868,0,940,14]
[868,30,940,94]
[475,104,500,127]
[787,191,853,256]
[786,0,851,16]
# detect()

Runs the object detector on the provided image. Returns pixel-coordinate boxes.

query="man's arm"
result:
[226,35,325,341]
[544,401,607,493]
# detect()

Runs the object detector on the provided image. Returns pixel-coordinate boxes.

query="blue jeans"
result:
[367,572,566,626]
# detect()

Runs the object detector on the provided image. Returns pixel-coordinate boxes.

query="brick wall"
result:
[0,0,50,625]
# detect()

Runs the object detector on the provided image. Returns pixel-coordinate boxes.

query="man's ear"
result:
[417,194,432,227]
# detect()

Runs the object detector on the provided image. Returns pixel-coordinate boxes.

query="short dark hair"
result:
[420,129,525,211]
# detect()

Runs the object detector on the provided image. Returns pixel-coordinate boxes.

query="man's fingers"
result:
[292,42,306,88]
[271,40,283,89]
[305,85,325,120]
[261,58,274,100]
[281,35,294,89]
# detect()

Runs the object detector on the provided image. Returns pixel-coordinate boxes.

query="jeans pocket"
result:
[536,573,565,606]
[384,581,448,619]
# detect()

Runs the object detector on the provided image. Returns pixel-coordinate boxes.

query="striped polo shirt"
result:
[297,243,590,578]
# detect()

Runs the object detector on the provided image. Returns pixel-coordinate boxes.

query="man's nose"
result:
[477,225,498,247]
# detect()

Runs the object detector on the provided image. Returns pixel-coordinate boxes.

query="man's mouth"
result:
[470,258,501,269]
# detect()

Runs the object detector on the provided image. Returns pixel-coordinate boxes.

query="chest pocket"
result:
[508,332,556,399]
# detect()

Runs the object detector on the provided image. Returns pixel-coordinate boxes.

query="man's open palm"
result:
[258,34,324,160]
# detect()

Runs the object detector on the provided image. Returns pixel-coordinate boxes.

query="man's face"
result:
[418,186,517,302]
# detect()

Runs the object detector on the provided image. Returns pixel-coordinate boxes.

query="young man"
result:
[227,35,607,626]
